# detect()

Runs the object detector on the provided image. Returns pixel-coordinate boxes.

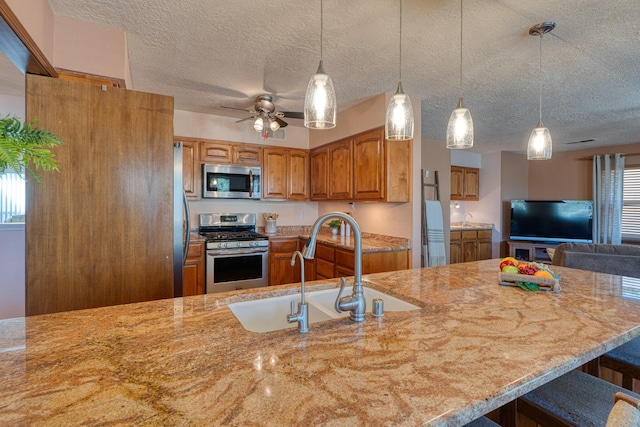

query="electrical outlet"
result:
[300,211,305,220]
[424,170,430,178]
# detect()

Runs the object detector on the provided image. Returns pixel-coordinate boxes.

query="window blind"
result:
[622,166,640,240]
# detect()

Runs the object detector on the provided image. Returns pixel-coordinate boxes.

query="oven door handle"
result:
[207,248,268,256]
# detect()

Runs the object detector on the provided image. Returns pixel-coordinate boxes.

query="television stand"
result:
[507,241,558,264]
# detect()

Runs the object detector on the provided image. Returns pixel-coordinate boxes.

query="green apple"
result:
[501,265,519,275]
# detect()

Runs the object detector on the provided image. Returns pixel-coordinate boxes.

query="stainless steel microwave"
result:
[202,164,261,199]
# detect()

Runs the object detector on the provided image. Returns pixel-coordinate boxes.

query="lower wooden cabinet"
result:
[268,237,410,285]
[183,241,205,296]
[268,238,301,286]
[450,229,492,264]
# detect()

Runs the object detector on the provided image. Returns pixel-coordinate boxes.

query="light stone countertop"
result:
[2,260,640,426]
[264,226,412,253]
[450,222,493,230]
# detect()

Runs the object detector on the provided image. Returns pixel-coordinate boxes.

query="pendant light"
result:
[527,21,555,160]
[446,0,473,149]
[385,0,414,141]
[304,0,336,130]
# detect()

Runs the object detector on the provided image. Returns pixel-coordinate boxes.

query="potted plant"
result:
[327,219,342,235]
[0,116,63,183]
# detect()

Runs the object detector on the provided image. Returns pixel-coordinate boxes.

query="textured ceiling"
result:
[37,1,640,153]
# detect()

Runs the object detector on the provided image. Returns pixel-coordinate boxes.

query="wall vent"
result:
[259,128,286,141]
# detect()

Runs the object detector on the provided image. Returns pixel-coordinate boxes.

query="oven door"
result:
[206,248,268,293]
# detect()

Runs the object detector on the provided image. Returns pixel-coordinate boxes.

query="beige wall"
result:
[53,15,128,82]
[7,1,130,84]
[313,93,422,268]
[528,142,640,200]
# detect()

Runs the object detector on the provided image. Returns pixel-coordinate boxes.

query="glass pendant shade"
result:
[253,117,264,132]
[304,60,337,130]
[269,119,280,132]
[385,82,414,141]
[446,98,473,149]
[527,121,552,160]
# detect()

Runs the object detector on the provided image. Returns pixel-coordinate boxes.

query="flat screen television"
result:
[509,200,594,243]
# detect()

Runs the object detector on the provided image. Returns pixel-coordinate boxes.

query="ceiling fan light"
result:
[304,60,337,130]
[527,122,552,160]
[269,118,280,132]
[446,98,473,149]
[253,117,264,132]
[385,82,414,141]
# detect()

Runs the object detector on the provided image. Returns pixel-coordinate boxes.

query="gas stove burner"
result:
[200,231,268,242]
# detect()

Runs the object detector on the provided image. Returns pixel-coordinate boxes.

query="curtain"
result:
[593,153,624,244]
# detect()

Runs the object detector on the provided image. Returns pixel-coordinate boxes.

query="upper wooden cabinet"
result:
[176,137,200,200]
[310,127,411,202]
[200,140,262,166]
[310,147,329,200]
[451,166,479,201]
[328,138,353,199]
[262,147,309,200]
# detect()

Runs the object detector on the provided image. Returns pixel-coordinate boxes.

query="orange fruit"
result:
[534,270,553,279]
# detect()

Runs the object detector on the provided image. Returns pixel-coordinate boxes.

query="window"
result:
[622,166,640,241]
[0,171,25,223]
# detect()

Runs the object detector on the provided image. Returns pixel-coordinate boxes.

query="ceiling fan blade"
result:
[274,117,288,128]
[221,105,254,113]
[281,111,304,120]
[236,116,255,123]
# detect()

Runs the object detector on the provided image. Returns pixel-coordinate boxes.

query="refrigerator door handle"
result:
[183,189,190,265]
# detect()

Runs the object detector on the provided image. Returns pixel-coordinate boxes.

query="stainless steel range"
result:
[199,213,269,293]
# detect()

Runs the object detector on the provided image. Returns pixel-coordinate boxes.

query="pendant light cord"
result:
[320,0,324,61]
[399,0,403,82]
[459,0,463,98]
[538,32,543,123]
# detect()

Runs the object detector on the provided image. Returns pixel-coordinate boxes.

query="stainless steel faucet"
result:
[302,212,365,322]
[464,212,473,226]
[287,250,309,333]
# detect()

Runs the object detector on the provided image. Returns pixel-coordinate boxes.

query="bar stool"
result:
[600,338,640,391]
[517,369,640,426]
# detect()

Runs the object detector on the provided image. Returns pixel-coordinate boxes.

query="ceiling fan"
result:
[221,95,304,135]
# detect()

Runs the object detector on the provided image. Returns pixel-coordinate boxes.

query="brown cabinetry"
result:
[200,140,262,166]
[450,229,492,264]
[268,238,301,286]
[177,137,200,199]
[315,242,337,280]
[262,147,309,200]
[310,147,329,200]
[310,127,411,202]
[328,139,353,199]
[183,241,205,296]
[451,166,479,201]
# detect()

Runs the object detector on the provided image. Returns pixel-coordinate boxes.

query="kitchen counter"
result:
[2,261,640,426]
[264,226,411,253]
[450,222,493,230]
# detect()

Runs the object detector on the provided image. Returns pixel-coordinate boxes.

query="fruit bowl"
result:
[498,272,560,292]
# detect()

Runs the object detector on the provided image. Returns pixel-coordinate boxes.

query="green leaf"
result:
[517,281,540,292]
[0,115,63,183]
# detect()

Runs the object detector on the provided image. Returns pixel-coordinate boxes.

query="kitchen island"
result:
[2,260,640,425]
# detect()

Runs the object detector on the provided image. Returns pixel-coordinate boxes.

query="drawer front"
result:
[186,242,203,259]
[462,230,478,240]
[450,231,462,241]
[316,259,335,278]
[269,239,298,253]
[316,244,335,262]
[335,248,354,268]
[477,229,492,240]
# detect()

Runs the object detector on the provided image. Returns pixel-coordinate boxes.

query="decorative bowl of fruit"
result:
[498,257,561,292]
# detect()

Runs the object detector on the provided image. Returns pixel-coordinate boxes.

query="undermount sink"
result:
[228,285,420,333]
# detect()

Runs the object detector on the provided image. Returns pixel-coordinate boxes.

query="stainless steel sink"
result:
[228,286,420,333]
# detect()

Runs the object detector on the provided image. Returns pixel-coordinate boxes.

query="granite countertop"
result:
[3,261,640,426]
[263,226,411,253]
[450,222,493,230]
